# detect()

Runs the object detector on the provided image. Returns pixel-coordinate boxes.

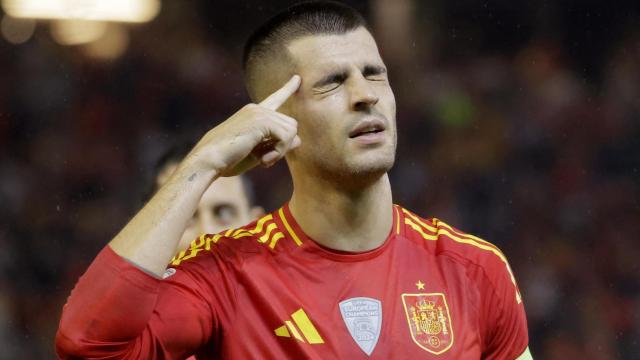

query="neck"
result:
[289,172,393,252]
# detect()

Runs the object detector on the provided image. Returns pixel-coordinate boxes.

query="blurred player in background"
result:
[152,143,264,253]
[56,1,532,358]
[152,143,264,360]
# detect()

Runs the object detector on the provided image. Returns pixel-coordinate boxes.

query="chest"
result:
[217,250,483,359]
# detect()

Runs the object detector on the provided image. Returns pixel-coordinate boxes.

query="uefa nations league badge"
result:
[339,297,382,356]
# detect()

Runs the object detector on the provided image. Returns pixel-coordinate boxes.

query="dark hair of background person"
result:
[146,142,256,204]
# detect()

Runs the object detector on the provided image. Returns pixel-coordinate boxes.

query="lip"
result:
[351,131,386,145]
[348,118,386,138]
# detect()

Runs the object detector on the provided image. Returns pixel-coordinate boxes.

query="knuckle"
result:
[246,104,263,114]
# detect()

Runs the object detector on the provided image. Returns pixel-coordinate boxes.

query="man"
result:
[56,1,532,359]
[152,144,264,253]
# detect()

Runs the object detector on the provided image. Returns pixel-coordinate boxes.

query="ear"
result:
[250,206,265,220]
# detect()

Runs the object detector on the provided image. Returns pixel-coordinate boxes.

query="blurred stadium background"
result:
[0,0,639,358]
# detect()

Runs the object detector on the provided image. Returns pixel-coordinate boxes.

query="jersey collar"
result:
[274,202,405,261]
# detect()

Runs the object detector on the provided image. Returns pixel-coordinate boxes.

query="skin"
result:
[286,27,397,252]
[109,74,302,276]
[108,26,396,276]
[156,163,263,253]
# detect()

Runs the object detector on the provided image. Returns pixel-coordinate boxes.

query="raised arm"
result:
[56,75,301,359]
[110,75,302,276]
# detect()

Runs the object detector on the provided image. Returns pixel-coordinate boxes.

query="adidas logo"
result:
[274,308,324,344]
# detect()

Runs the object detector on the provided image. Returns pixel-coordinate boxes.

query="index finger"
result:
[259,75,301,110]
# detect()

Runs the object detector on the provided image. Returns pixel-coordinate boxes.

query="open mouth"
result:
[349,120,386,138]
[349,128,384,138]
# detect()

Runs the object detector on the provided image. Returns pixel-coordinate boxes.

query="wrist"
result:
[174,150,221,186]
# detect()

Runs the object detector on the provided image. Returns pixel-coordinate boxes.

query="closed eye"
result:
[363,65,387,81]
[313,72,347,93]
[365,75,387,81]
[314,83,341,94]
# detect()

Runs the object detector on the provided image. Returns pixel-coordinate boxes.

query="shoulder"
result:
[400,206,505,266]
[169,212,284,268]
[399,206,522,304]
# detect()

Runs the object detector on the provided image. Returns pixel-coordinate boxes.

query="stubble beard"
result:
[309,140,397,191]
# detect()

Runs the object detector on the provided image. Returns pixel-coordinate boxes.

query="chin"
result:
[306,144,396,185]
[346,151,396,178]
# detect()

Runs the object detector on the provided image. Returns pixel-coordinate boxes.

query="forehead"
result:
[286,27,384,75]
[201,176,249,206]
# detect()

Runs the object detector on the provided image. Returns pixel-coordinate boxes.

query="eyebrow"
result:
[362,64,387,77]
[312,70,348,88]
[312,64,387,88]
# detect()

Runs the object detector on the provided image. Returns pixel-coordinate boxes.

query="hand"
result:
[190,75,302,177]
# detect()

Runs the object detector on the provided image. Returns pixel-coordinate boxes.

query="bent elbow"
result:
[54,328,120,359]
[55,328,92,358]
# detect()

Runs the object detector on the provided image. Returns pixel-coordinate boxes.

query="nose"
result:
[349,74,379,111]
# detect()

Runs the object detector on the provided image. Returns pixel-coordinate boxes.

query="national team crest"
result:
[401,293,454,355]
[339,297,382,356]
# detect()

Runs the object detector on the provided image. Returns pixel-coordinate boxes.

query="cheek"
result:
[297,98,343,141]
[378,85,396,114]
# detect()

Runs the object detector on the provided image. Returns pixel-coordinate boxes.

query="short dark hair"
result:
[145,141,256,204]
[242,0,369,101]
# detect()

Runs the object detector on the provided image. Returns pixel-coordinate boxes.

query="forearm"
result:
[57,75,301,357]
[108,77,301,275]
[110,155,218,276]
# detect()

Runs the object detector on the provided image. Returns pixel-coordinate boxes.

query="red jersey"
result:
[56,204,529,359]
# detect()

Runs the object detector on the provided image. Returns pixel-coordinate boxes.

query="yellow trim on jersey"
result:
[258,223,278,243]
[404,210,505,261]
[179,234,206,263]
[253,214,273,234]
[232,232,253,239]
[402,208,438,232]
[171,234,206,265]
[404,208,504,255]
[269,232,285,249]
[434,218,502,251]
[228,214,287,249]
[231,228,245,237]
[170,249,186,265]
[394,205,401,235]
[229,214,275,239]
[402,208,522,304]
[205,234,222,249]
[405,218,438,241]
[403,209,500,250]
[278,207,303,246]
[171,215,272,265]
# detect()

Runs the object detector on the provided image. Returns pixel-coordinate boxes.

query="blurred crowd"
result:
[0,0,638,358]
